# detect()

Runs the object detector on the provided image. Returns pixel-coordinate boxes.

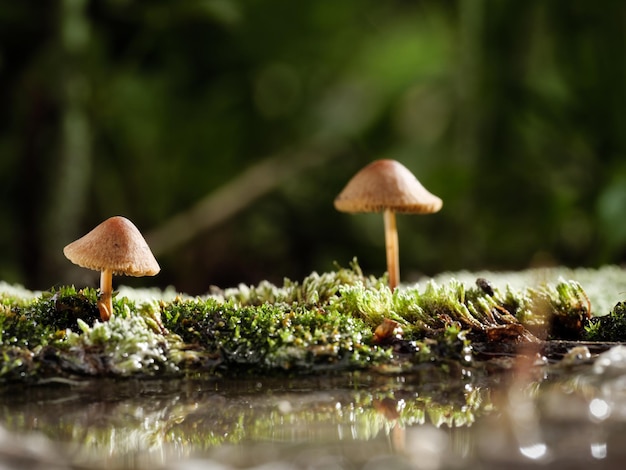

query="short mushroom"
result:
[334,159,442,290]
[63,216,160,321]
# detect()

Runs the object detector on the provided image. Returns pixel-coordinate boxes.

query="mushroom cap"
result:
[334,159,443,214]
[63,216,160,277]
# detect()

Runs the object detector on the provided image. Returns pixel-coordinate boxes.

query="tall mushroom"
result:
[334,159,442,290]
[63,216,160,321]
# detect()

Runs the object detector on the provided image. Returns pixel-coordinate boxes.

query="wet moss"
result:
[0,262,610,382]
[160,297,390,372]
[585,301,626,342]
[0,286,100,349]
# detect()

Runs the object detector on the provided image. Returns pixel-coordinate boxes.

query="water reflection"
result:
[2,357,626,469]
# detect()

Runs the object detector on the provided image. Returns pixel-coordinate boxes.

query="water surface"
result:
[2,350,626,469]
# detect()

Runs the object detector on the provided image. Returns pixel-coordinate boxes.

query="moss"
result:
[0,262,612,382]
[221,258,384,306]
[493,279,590,340]
[161,296,391,373]
[585,301,626,342]
[0,346,37,381]
[61,312,179,377]
[0,286,100,349]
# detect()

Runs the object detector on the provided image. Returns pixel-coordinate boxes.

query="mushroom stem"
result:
[98,268,113,321]
[383,208,400,290]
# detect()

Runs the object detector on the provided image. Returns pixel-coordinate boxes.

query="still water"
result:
[2,345,626,470]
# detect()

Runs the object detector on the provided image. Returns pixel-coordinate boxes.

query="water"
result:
[3,346,626,469]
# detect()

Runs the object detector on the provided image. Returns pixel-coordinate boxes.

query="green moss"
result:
[0,262,612,382]
[0,286,100,349]
[585,301,626,341]
[221,258,384,306]
[161,296,392,372]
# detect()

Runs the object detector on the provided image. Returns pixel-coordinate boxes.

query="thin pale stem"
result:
[98,268,113,321]
[383,209,399,290]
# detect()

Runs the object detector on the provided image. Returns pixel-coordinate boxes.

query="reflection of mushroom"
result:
[63,216,160,321]
[334,159,442,290]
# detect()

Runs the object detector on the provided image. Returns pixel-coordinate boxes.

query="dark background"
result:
[2,0,626,294]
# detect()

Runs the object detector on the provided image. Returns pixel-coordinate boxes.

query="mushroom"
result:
[63,216,160,321]
[334,159,442,290]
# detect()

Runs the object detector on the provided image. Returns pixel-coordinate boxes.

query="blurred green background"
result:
[2,0,626,294]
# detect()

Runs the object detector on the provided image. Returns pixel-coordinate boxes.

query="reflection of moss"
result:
[0,373,490,465]
[0,261,600,381]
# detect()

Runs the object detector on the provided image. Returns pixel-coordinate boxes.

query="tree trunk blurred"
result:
[41,0,93,285]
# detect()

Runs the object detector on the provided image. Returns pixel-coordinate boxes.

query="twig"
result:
[145,145,340,256]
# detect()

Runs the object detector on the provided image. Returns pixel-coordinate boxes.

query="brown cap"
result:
[63,216,160,277]
[334,159,443,214]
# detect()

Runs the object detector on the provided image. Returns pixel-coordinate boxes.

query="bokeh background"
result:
[2,0,626,294]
